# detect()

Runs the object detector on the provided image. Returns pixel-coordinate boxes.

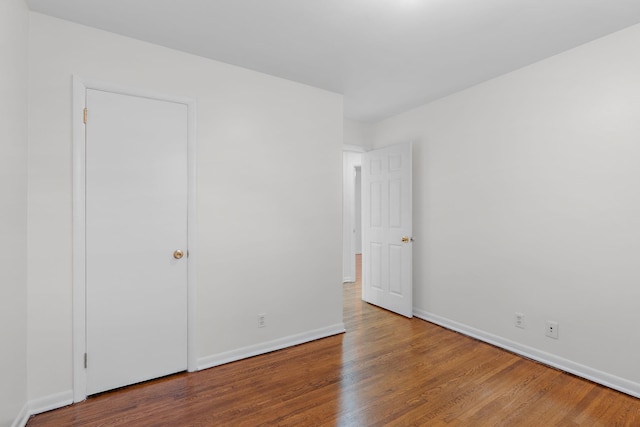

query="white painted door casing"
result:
[362,142,413,317]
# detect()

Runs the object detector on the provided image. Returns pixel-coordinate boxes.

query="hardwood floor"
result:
[28,255,640,426]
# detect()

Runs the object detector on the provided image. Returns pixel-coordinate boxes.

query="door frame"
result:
[72,76,198,402]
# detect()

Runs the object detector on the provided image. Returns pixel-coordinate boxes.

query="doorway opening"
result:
[354,166,362,258]
[342,150,363,284]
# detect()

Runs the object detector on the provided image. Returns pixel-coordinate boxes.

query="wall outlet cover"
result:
[515,312,525,329]
[546,320,559,339]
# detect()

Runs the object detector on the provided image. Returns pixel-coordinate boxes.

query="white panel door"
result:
[85,89,188,395]
[362,142,413,317]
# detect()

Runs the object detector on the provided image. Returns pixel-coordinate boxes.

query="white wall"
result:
[0,0,29,425]
[343,118,372,150]
[28,12,343,403]
[372,23,640,395]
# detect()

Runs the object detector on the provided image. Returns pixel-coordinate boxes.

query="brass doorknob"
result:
[173,250,184,259]
[401,236,414,243]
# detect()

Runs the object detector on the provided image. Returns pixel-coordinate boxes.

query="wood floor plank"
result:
[27,255,640,426]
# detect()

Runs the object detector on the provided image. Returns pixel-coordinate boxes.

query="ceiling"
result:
[26,0,640,122]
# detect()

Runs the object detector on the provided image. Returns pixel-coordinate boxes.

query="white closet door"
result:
[85,89,188,395]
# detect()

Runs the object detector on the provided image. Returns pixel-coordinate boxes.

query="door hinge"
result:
[84,353,87,369]
[83,108,88,124]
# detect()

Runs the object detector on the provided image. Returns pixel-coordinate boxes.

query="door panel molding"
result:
[72,76,197,402]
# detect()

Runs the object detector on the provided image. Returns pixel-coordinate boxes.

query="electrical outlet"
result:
[258,314,266,328]
[546,320,559,339]
[515,312,525,329]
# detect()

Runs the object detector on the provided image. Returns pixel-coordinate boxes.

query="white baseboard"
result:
[11,390,73,427]
[413,308,640,399]
[11,403,29,427]
[197,323,346,371]
[28,389,74,416]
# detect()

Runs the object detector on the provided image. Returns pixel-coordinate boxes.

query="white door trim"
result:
[72,76,198,402]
